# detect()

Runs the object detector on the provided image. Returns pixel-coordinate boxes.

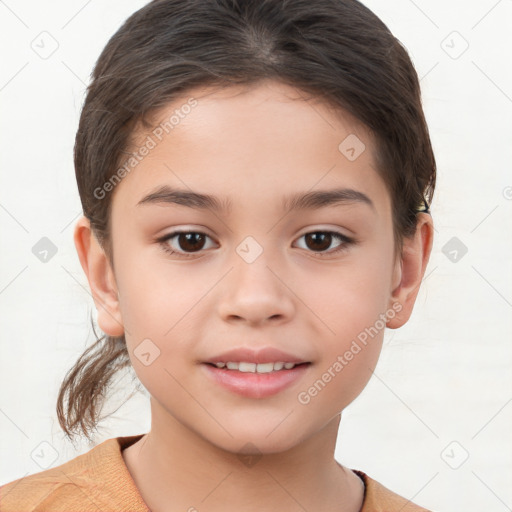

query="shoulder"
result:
[354,470,432,512]
[0,435,148,512]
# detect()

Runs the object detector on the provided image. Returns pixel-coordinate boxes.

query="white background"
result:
[0,1,511,511]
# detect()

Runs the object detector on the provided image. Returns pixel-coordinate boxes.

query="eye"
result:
[294,231,355,257]
[157,229,355,259]
[157,230,216,258]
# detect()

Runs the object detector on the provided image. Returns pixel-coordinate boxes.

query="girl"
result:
[1,0,435,510]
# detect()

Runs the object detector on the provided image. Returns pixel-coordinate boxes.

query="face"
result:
[103,80,404,453]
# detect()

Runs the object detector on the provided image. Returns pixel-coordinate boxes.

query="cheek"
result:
[297,274,387,413]
[296,337,383,420]
[116,252,205,337]
[115,257,208,388]
[300,254,390,400]
[307,259,391,342]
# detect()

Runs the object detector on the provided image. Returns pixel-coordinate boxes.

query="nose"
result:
[216,250,295,326]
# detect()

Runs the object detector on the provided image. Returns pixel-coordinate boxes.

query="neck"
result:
[122,404,363,512]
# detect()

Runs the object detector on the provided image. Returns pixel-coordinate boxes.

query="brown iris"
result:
[304,232,333,252]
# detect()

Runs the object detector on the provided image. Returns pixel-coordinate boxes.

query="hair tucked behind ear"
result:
[60,0,436,441]
[56,316,132,442]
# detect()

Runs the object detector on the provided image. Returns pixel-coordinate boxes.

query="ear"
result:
[387,213,434,329]
[73,216,125,337]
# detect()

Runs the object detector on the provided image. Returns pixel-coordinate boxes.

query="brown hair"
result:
[57,0,436,441]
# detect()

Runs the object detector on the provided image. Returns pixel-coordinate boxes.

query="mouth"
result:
[205,361,310,373]
[201,360,312,398]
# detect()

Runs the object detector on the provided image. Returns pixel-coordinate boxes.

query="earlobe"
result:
[386,213,434,329]
[73,216,125,337]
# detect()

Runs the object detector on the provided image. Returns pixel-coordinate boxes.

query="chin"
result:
[200,421,312,457]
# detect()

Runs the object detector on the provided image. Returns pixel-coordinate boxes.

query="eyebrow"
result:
[136,184,375,213]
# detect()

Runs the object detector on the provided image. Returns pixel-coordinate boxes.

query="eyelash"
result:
[156,230,356,259]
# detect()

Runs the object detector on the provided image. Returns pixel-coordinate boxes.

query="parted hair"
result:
[57,0,436,441]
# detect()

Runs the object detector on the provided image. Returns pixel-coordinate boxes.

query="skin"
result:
[74,79,434,512]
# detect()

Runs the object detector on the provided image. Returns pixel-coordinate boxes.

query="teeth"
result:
[239,362,256,373]
[213,361,300,373]
[255,362,274,373]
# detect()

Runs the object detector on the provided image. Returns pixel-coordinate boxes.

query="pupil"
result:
[180,233,205,252]
[306,232,331,251]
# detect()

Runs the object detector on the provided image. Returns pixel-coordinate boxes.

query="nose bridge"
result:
[232,233,283,293]
[217,233,295,324]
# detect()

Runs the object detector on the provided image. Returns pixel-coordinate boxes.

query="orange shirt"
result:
[0,434,431,511]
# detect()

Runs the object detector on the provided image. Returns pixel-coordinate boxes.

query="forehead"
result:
[111,80,390,218]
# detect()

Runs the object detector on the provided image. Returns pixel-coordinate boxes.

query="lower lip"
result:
[201,363,311,398]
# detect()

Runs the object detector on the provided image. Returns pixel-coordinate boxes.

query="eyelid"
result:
[156,224,215,237]
[296,224,353,238]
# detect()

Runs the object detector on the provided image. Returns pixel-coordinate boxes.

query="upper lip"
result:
[204,347,309,364]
